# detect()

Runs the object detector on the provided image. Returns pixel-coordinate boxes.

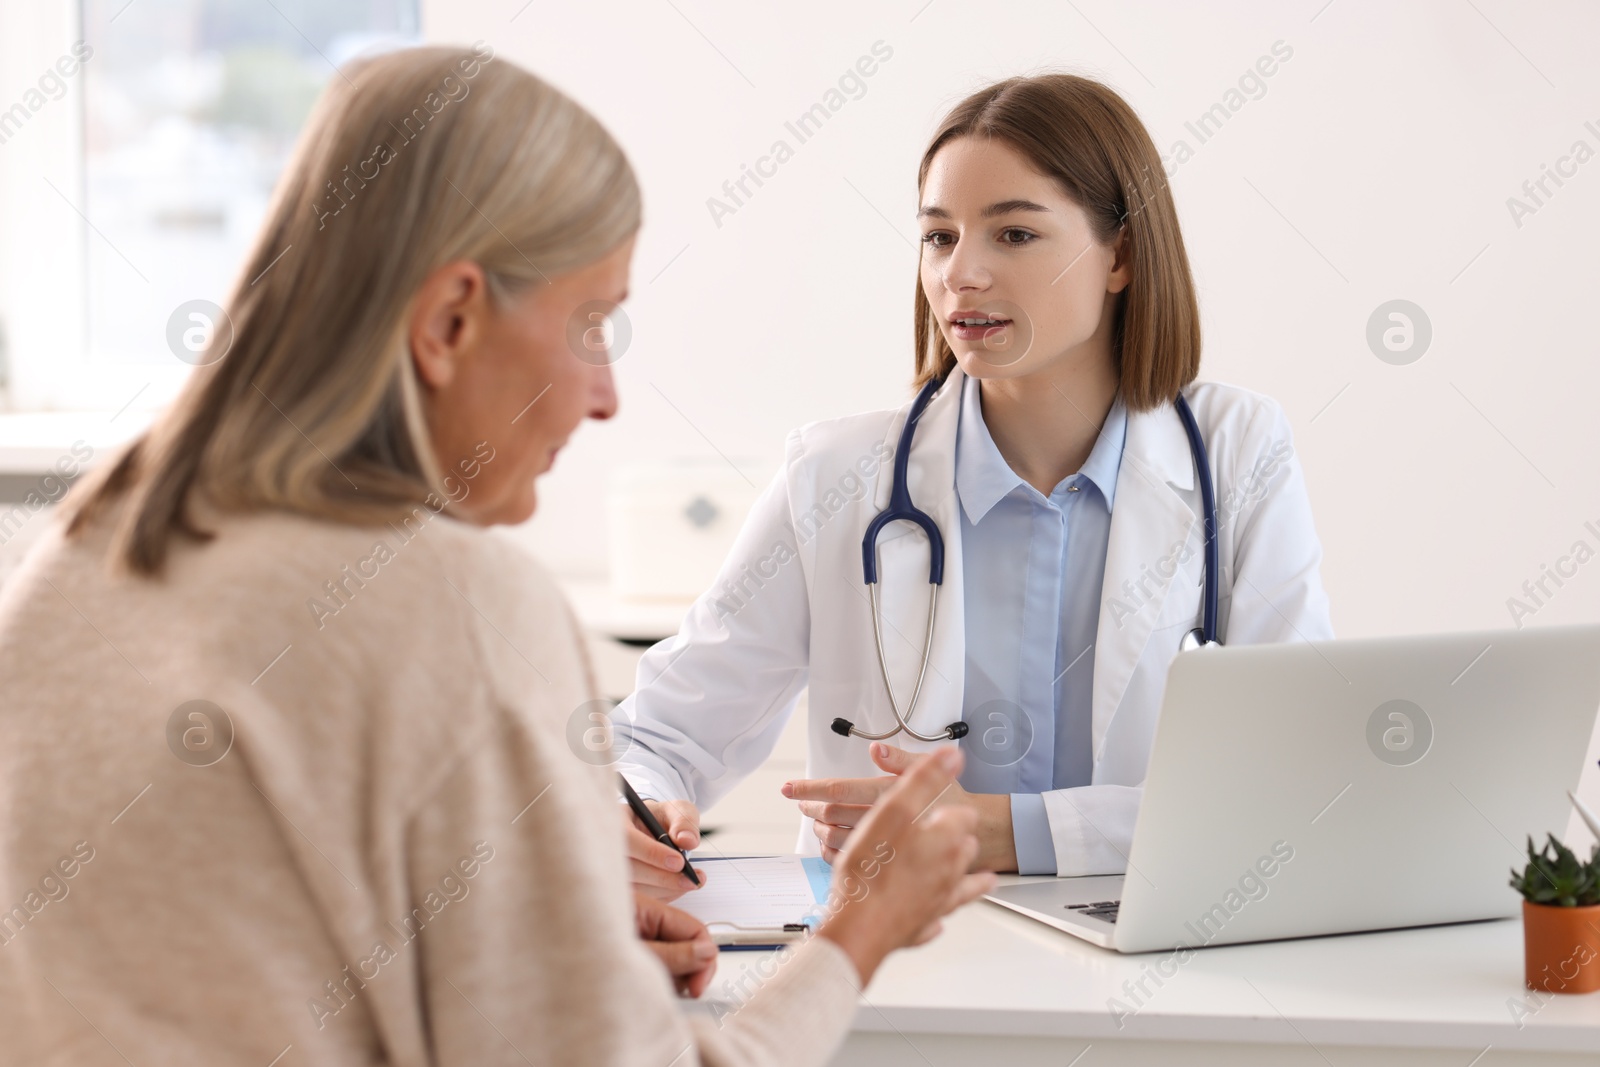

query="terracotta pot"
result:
[1523,900,1600,994]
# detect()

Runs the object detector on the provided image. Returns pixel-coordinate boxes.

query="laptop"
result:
[984,624,1600,953]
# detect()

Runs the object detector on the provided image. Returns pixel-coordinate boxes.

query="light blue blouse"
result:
[953,375,1127,875]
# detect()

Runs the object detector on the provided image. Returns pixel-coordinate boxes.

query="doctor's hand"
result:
[634,891,718,998]
[622,797,706,901]
[784,742,1019,873]
[814,746,997,986]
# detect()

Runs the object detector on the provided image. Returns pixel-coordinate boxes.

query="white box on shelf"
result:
[607,458,769,603]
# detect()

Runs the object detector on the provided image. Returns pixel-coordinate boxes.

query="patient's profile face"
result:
[917,136,1128,382]
[414,236,633,526]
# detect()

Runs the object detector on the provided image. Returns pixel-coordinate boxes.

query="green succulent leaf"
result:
[1510,833,1600,907]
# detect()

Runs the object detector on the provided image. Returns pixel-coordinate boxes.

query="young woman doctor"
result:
[619,73,1333,896]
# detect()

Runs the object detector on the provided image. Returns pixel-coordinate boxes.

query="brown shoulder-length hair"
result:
[912,74,1200,411]
[60,45,640,576]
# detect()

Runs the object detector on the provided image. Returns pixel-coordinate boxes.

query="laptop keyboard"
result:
[1066,899,1120,923]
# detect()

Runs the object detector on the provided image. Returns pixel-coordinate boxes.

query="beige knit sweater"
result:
[0,500,860,1066]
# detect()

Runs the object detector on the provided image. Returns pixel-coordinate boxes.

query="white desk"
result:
[697,882,1600,1066]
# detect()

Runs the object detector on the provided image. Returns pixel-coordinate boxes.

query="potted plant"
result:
[1510,833,1600,994]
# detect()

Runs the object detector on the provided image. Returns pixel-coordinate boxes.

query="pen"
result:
[619,775,700,887]
[711,923,810,947]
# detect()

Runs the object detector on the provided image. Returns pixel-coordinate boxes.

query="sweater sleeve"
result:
[396,535,862,1067]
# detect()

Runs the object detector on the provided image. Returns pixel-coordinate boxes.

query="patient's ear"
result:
[409,260,489,389]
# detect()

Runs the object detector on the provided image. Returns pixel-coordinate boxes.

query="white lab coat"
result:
[618,368,1332,876]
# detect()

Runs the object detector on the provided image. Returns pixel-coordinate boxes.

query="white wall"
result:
[423,0,1600,641]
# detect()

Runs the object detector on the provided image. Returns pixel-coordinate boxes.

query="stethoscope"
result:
[830,373,1221,743]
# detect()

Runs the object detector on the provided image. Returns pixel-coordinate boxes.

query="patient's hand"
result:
[634,891,718,997]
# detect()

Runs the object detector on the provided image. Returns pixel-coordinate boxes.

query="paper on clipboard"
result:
[671,856,832,944]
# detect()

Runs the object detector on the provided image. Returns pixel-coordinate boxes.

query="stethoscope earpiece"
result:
[830,716,968,742]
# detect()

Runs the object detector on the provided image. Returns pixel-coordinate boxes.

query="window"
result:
[0,0,419,411]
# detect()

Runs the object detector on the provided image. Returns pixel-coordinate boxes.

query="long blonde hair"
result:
[63,44,641,575]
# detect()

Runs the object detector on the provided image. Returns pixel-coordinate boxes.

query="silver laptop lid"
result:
[1112,624,1600,953]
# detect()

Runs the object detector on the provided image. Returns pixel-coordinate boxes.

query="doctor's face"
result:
[917,136,1130,383]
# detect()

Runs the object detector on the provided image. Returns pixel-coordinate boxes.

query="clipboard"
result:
[671,855,832,950]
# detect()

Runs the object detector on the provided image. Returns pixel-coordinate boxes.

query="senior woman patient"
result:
[0,46,992,1066]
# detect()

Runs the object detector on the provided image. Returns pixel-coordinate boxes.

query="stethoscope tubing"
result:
[833,375,1219,744]
[1173,391,1220,648]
